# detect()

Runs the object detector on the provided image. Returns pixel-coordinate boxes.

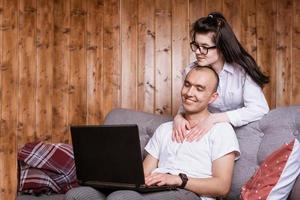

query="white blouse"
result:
[181,62,269,127]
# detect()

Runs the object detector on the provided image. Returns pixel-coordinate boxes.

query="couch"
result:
[17,106,300,200]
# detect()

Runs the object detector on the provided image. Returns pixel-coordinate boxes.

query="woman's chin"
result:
[197,60,207,66]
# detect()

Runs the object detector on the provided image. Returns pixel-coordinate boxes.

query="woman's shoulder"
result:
[227,62,245,74]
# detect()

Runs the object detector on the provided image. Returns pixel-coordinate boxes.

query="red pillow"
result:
[241,139,300,200]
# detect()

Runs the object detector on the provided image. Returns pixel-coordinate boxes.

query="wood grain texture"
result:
[155,0,172,115]
[0,0,4,197]
[256,0,277,108]
[206,0,223,13]
[276,0,293,106]
[121,0,138,109]
[292,0,300,105]
[102,0,120,118]
[0,0,18,198]
[36,0,53,142]
[188,0,206,62]
[240,0,257,59]
[69,0,87,125]
[172,0,189,115]
[18,0,37,146]
[52,0,71,143]
[137,0,155,113]
[223,0,241,41]
[86,0,104,124]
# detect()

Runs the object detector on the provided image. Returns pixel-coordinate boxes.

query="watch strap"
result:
[178,173,188,188]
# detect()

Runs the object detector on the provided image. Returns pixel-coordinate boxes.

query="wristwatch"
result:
[178,173,188,188]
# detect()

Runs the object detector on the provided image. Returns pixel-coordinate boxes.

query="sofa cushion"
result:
[257,106,300,164]
[289,176,300,199]
[241,139,300,200]
[227,121,263,199]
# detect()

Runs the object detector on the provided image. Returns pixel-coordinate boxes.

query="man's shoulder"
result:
[156,121,173,131]
[213,122,233,129]
[211,122,235,136]
[151,121,173,141]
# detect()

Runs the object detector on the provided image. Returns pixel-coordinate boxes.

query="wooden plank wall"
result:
[0,0,299,199]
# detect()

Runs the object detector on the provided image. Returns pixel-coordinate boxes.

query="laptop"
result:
[70,124,177,192]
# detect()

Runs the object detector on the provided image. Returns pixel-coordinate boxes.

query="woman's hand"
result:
[145,173,181,187]
[185,114,216,142]
[172,114,191,143]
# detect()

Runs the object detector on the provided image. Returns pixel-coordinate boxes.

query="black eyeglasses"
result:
[190,42,217,55]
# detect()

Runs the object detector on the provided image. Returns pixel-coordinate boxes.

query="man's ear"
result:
[208,92,219,104]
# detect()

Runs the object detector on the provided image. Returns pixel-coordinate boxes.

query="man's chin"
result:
[183,106,197,114]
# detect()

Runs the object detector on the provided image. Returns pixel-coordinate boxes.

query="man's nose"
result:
[186,87,195,96]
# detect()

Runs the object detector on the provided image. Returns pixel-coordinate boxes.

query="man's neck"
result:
[184,110,211,128]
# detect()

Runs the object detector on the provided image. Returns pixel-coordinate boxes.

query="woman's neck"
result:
[211,56,225,74]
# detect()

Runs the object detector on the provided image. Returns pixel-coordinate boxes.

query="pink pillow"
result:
[241,139,300,200]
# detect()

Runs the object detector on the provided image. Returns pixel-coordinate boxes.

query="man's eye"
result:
[197,87,204,91]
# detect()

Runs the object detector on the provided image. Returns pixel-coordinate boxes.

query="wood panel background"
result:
[0,0,299,199]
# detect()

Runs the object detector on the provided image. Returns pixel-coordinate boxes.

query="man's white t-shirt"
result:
[145,121,240,200]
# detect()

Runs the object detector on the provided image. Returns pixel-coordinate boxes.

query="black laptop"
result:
[70,124,177,192]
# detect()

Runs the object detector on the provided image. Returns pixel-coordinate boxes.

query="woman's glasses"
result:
[190,42,217,55]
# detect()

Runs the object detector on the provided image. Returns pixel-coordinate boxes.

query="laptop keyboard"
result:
[84,180,177,191]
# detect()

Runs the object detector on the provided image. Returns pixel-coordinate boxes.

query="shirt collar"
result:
[222,62,234,74]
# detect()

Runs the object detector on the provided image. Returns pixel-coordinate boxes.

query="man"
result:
[66,66,240,200]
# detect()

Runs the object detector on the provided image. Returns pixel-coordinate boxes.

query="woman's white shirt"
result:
[181,62,269,127]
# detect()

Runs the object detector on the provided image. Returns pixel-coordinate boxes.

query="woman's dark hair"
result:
[191,12,269,87]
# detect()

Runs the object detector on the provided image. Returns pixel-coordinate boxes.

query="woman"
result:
[173,12,269,142]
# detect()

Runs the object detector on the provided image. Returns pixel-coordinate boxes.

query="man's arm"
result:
[186,152,236,197]
[144,152,236,197]
[143,154,158,177]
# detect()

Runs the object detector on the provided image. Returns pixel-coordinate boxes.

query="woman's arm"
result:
[185,113,229,142]
[226,75,269,127]
[173,112,191,143]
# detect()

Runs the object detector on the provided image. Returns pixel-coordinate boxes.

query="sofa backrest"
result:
[229,106,300,200]
[103,108,172,158]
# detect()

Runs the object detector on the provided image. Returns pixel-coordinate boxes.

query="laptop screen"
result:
[70,124,145,185]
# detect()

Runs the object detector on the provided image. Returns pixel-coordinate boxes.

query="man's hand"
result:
[172,114,191,143]
[145,173,182,187]
[185,114,215,142]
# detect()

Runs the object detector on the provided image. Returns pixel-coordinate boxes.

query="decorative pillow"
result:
[18,141,78,194]
[241,138,300,200]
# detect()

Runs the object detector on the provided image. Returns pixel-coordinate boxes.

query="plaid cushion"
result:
[18,141,78,194]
